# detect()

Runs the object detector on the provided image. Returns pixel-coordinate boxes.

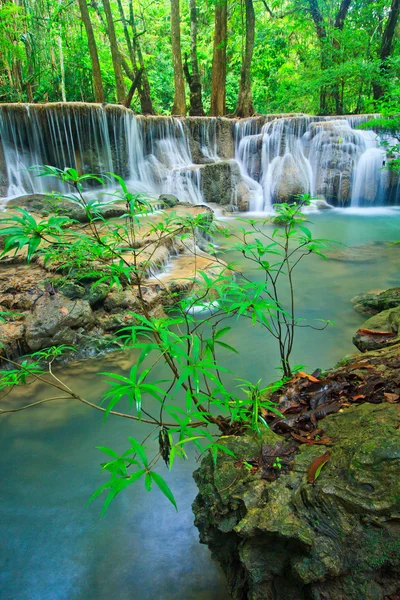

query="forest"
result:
[1,0,400,116]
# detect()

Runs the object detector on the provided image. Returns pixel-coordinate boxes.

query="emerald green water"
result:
[0,208,399,600]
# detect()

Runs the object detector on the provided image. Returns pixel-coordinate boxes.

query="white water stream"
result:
[0,104,399,210]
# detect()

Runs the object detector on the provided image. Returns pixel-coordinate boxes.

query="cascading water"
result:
[0,104,207,204]
[234,114,398,211]
[0,103,398,210]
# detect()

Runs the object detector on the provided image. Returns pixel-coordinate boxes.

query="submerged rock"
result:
[193,397,400,600]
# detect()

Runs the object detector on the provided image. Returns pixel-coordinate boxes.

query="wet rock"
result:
[353,306,400,352]
[58,282,86,300]
[351,288,400,315]
[159,194,179,208]
[25,296,94,351]
[0,321,26,357]
[103,288,140,313]
[273,154,309,203]
[7,194,126,222]
[200,160,251,208]
[193,401,400,600]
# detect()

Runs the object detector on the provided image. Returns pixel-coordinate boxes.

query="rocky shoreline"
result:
[0,194,219,361]
[193,342,400,600]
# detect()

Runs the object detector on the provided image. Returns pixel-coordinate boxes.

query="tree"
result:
[307,0,353,114]
[210,0,228,116]
[183,0,205,116]
[373,0,400,101]
[170,0,186,115]
[235,0,255,117]
[102,0,126,103]
[77,0,105,103]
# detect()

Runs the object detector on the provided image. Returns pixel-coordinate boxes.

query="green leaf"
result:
[149,471,177,510]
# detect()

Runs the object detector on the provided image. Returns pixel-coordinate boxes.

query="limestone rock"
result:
[272,154,309,203]
[200,160,251,208]
[25,296,94,351]
[193,401,400,600]
[158,194,179,208]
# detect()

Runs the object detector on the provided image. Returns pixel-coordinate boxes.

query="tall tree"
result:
[77,0,105,103]
[235,0,255,117]
[170,0,186,115]
[373,0,400,100]
[183,0,205,115]
[307,0,352,114]
[210,0,228,116]
[128,1,154,114]
[102,0,126,103]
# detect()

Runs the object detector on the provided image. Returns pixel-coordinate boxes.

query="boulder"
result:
[7,194,126,222]
[193,401,400,600]
[200,160,251,208]
[353,305,400,352]
[158,194,179,208]
[272,154,309,203]
[25,295,94,351]
[351,288,400,315]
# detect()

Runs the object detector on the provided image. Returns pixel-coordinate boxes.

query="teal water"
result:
[0,208,399,600]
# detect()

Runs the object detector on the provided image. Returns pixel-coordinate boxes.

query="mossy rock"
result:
[193,403,400,600]
[353,305,400,352]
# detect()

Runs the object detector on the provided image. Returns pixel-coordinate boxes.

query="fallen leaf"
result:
[60,306,69,315]
[352,394,366,401]
[298,371,320,383]
[357,328,396,337]
[291,432,332,446]
[384,392,400,404]
[307,451,331,484]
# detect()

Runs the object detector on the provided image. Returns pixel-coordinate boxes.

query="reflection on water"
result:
[1,211,400,600]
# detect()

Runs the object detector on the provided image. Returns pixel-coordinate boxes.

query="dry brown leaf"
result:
[384,392,400,404]
[352,394,366,401]
[297,371,320,383]
[60,306,69,315]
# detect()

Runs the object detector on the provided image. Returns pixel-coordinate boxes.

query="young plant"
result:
[0,169,333,513]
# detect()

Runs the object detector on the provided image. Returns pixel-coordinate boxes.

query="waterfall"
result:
[234,114,398,210]
[0,103,398,210]
[0,104,207,204]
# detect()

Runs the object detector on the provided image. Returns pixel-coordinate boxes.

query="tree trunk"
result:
[308,0,327,114]
[332,0,352,114]
[57,0,66,103]
[102,0,126,103]
[235,0,255,117]
[170,0,186,114]
[183,0,204,116]
[373,0,400,100]
[78,0,105,103]
[210,0,228,116]
[129,1,155,114]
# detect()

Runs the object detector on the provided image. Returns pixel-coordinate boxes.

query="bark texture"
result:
[235,0,255,117]
[78,0,105,103]
[170,0,186,115]
[184,0,205,116]
[102,0,126,103]
[210,0,228,116]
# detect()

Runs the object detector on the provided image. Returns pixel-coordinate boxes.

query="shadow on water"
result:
[0,210,400,600]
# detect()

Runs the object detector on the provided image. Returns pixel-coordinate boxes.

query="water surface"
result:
[1,210,399,600]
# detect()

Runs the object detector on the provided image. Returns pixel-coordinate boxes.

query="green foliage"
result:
[1,0,399,113]
[0,169,333,514]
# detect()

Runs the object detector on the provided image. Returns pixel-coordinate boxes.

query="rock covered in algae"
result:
[353,305,400,352]
[193,402,400,600]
